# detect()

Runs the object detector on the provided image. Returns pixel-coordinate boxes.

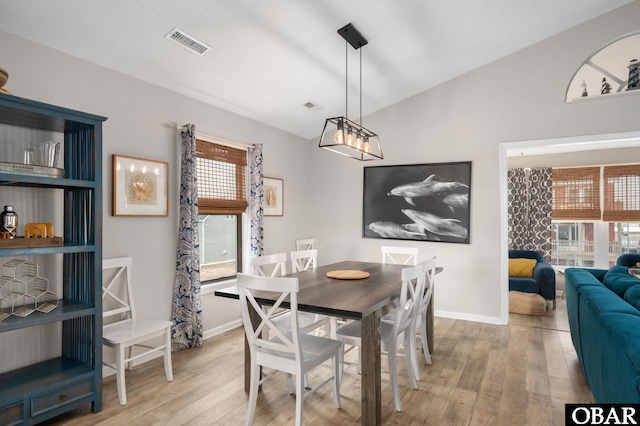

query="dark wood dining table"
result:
[215,260,441,425]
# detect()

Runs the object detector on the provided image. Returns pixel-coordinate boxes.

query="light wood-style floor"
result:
[42,298,593,425]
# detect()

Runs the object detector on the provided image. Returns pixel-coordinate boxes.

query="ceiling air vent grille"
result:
[303,101,324,112]
[165,28,211,55]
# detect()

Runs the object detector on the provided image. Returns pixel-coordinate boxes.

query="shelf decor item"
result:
[0,258,58,321]
[112,154,169,217]
[24,222,54,238]
[0,66,10,95]
[263,177,283,216]
[0,205,18,239]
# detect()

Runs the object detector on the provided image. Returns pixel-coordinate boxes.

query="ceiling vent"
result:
[165,27,211,56]
[303,101,324,112]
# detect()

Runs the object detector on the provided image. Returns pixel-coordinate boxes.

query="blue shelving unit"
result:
[0,93,106,425]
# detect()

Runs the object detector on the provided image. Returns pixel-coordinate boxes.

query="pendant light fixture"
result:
[319,23,383,161]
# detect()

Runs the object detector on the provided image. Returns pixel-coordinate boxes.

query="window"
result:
[196,139,247,282]
[550,165,640,268]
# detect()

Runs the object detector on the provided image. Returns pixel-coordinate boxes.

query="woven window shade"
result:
[196,139,247,214]
[603,164,640,221]
[552,167,601,220]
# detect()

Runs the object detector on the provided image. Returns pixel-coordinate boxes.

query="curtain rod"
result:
[178,124,251,152]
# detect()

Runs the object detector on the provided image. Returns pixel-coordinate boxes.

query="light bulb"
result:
[355,133,364,150]
[345,130,355,146]
[333,128,344,144]
[363,138,372,153]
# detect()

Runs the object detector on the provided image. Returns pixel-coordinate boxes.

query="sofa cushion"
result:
[508,258,536,277]
[578,284,640,316]
[624,284,640,311]
[603,265,639,298]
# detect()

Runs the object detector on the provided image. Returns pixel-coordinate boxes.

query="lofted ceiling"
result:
[0,0,634,139]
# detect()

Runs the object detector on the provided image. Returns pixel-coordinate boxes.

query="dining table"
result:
[215,260,442,425]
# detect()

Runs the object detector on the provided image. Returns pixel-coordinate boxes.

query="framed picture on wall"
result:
[363,161,471,243]
[112,154,169,217]
[263,177,284,216]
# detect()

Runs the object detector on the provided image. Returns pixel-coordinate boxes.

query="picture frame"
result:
[263,177,284,216]
[112,154,169,217]
[363,161,471,243]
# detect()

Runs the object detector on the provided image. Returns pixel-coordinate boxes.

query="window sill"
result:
[201,278,237,295]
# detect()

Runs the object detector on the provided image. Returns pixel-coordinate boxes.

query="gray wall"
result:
[308,2,640,323]
[0,29,314,370]
[1,2,640,370]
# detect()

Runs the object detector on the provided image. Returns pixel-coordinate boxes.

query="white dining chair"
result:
[289,249,332,336]
[237,273,342,426]
[291,248,318,272]
[381,245,419,265]
[252,252,330,336]
[336,263,424,411]
[295,238,315,251]
[409,257,436,380]
[102,257,174,406]
[251,252,288,277]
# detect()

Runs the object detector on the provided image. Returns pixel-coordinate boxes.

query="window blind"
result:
[552,167,601,220]
[196,139,247,213]
[603,164,640,221]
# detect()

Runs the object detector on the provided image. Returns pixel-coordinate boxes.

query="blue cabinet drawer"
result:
[31,379,93,418]
[0,401,24,425]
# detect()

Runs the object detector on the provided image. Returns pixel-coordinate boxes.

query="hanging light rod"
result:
[319,22,383,161]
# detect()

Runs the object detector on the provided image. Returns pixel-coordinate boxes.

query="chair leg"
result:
[246,361,260,426]
[332,352,342,408]
[553,298,557,309]
[420,316,432,366]
[409,322,422,381]
[295,373,305,426]
[387,340,402,412]
[115,344,127,405]
[163,328,174,382]
[286,373,294,394]
[126,345,133,371]
[403,331,417,390]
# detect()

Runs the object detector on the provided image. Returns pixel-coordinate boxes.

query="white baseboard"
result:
[203,319,243,340]
[435,310,504,326]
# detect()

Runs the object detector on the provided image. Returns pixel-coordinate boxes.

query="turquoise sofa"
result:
[565,265,640,403]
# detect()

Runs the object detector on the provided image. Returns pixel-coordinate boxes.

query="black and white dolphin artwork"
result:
[368,221,427,240]
[442,192,469,209]
[387,174,469,206]
[402,209,468,240]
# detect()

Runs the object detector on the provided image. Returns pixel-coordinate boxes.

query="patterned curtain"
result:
[171,124,203,351]
[507,167,553,261]
[248,144,264,257]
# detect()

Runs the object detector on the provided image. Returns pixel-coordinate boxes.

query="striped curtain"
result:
[171,124,203,351]
[508,167,553,261]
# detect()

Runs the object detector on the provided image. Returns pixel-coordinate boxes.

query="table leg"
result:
[361,310,381,425]
[426,294,434,353]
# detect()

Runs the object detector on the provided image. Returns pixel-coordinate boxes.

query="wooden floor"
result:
[42,298,592,425]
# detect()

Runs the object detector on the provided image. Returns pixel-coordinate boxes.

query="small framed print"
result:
[112,154,169,217]
[263,177,284,216]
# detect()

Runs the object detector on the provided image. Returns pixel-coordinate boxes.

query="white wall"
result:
[0,29,316,370]
[1,2,640,364]
[310,1,640,324]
